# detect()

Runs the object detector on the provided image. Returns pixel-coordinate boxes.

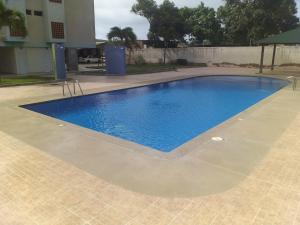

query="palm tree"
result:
[107,26,138,64]
[0,2,27,83]
[0,1,27,37]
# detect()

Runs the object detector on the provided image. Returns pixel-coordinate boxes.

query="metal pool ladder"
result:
[287,76,297,91]
[62,80,84,96]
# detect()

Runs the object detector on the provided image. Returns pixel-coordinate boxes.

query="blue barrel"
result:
[104,45,126,75]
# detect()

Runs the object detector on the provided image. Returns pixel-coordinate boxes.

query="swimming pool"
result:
[22,76,288,152]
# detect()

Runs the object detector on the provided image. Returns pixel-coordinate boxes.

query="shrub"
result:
[176,59,188,65]
[134,55,146,65]
[197,63,208,67]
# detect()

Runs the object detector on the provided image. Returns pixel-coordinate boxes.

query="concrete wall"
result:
[14,48,53,74]
[64,0,95,48]
[0,48,17,74]
[26,0,47,47]
[131,46,300,66]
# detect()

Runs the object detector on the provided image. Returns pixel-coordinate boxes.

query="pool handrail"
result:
[62,80,83,96]
[287,76,297,91]
[62,80,72,96]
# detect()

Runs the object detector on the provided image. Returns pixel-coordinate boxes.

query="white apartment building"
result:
[0,0,95,74]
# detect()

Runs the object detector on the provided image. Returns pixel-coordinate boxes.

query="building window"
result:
[26,9,32,15]
[34,11,43,16]
[51,22,65,39]
[49,0,62,3]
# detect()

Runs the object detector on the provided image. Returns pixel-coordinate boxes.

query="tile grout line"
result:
[166,200,194,225]
[65,184,119,224]
[292,201,300,225]
[122,199,159,225]
[250,183,274,225]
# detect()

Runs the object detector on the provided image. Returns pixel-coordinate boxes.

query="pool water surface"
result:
[22,76,288,152]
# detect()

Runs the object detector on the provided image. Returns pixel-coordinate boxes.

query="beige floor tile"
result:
[47,210,88,225]
[252,218,274,225]
[1,69,300,225]
[127,205,175,225]
[68,196,110,222]
[170,202,217,225]
[25,198,66,225]
[152,197,192,215]
[0,202,37,225]
[97,184,155,218]
[91,206,132,225]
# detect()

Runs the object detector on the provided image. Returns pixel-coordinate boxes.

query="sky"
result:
[94,0,300,40]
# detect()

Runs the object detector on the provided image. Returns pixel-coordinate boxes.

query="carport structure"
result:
[257,26,300,73]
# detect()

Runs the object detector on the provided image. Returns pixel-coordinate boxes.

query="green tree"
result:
[132,0,158,23]
[151,0,187,63]
[107,26,138,63]
[0,1,27,37]
[132,0,187,63]
[217,1,251,45]
[218,0,299,45]
[181,3,223,45]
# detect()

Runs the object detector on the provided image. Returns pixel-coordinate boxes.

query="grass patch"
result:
[279,63,300,67]
[213,62,262,68]
[86,63,207,75]
[0,75,55,87]
[127,63,207,75]
[126,64,177,75]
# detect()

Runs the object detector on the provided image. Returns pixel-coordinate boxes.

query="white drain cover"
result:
[211,137,224,142]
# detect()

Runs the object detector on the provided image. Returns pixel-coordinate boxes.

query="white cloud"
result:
[94,0,300,40]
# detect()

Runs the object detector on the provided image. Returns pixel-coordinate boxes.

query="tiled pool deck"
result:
[1,67,300,224]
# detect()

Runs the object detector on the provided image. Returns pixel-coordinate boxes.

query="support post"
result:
[51,43,57,79]
[51,43,66,80]
[271,44,277,71]
[259,45,265,74]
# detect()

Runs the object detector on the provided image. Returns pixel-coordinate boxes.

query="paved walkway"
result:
[1,67,257,103]
[1,114,300,225]
[1,67,300,224]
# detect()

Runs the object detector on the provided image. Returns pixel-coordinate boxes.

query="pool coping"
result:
[1,71,298,197]
[17,74,291,160]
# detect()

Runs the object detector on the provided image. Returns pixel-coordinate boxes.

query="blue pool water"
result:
[22,76,288,152]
